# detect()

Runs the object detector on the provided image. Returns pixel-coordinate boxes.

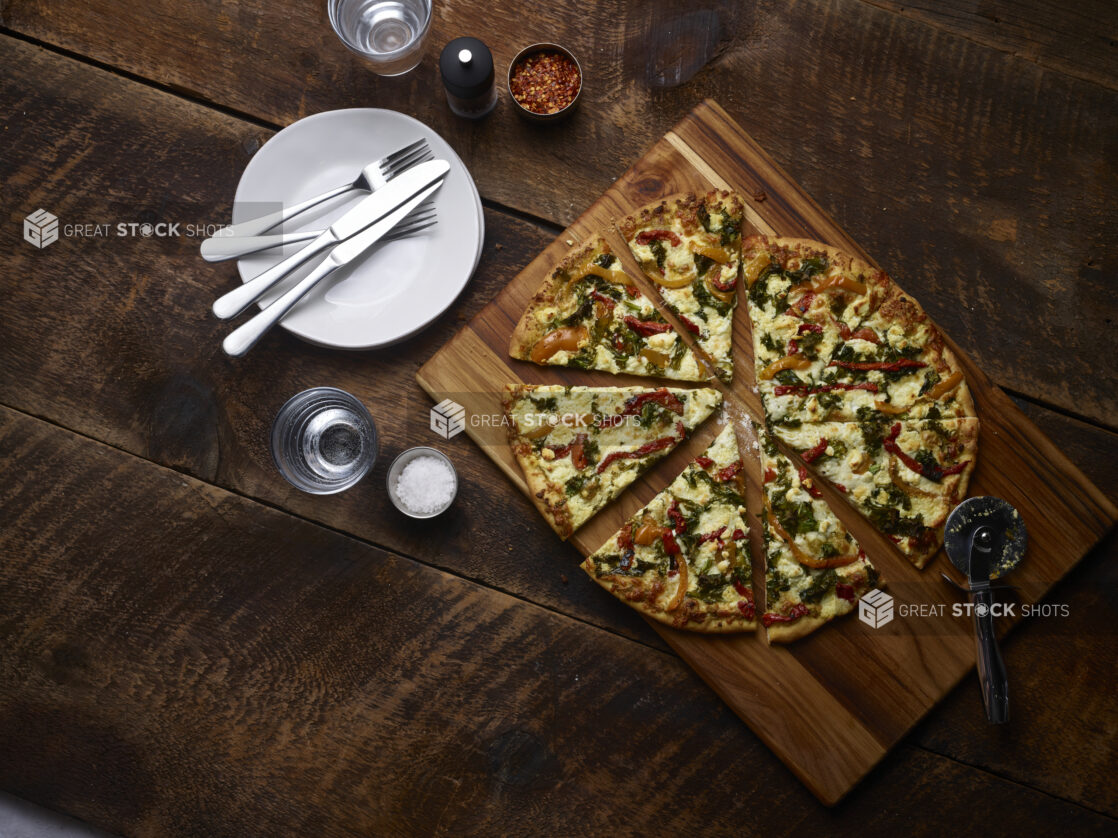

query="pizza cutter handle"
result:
[972,587,1009,724]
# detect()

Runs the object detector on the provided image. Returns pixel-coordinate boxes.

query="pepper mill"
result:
[439,37,497,119]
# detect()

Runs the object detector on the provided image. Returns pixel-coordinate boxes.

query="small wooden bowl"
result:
[507,43,582,122]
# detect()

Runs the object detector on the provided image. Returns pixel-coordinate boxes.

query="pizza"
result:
[743,236,974,426]
[617,190,744,381]
[773,417,979,568]
[759,430,881,642]
[503,384,722,539]
[582,424,756,632]
[509,235,707,381]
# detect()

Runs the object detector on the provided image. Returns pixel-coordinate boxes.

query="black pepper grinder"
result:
[439,37,497,119]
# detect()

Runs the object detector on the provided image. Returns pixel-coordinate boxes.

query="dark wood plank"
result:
[2,406,1117,837]
[858,0,1118,90]
[912,406,1118,816]
[5,0,1117,425]
[0,38,664,649]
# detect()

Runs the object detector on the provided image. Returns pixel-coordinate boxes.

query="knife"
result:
[212,159,450,320]
[221,178,444,357]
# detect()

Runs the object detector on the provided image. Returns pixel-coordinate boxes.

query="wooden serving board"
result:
[417,99,1117,804]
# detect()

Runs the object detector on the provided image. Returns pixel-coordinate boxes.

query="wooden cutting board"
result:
[417,99,1117,804]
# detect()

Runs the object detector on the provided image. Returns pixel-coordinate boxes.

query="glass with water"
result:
[271,387,378,494]
[328,0,433,76]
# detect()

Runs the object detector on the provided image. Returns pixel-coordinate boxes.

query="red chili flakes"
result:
[510,51,581,114]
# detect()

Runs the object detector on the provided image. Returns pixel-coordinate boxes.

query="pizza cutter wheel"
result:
[943,497,1028,724]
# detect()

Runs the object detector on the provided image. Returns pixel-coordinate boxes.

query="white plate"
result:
[232,109,484,349]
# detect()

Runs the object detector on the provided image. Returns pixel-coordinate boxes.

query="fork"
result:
[205,138,431,241]
[199,200,436,261]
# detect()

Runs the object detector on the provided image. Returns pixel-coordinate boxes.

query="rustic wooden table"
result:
[1,1,1115,835]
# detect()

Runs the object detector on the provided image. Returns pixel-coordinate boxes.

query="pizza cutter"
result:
[943,496,1028,724]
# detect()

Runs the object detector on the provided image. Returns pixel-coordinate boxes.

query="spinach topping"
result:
[529,396,558,412]
[649,239,668,272]
[774,369,804,386]
[693,277,732,316]
[856,406,888,455]
[719,214,741,248]
[693,252,715,278]
[693,573,729,603]
[767,569,791,603]
[594,252,615,269]
[697,204,712,233]
[919,370,941,396]
[564,474,587,496]
[669,338,688,370]
[760,332,784,355]
[786,256,827,285]
[863,501,926,539]
[800,568,838,604]
[770,492,818,536]
[748,264,784,310]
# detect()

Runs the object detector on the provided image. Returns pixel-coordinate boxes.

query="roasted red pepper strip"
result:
[791,291,815,315]
[596,435,676,473]
[625,285,639,297]
[762,603,810,627]
[635,229,681,247]
[710,271,738,293]
[787,339,799,355]
[834,482,848,493]
[716,461,743,482]
[884,422,968,482]
[773,381,879,396]
[695,456,715,469]
[732,528,746,541]
[762,468,777,484]
[661,530,682,558]
[667,500,687,534]
[621,388,685,416]
[829,359,927,372]
[698,526,727,545]
[623,315,672,336]
[801,438,829,464]
[678,314,703,335]
[617,523,635,570]
[835,584,856,602]
[796,464,823,498]
[798,322,823,335]
[589,289,616,308]
[549,433,588,469]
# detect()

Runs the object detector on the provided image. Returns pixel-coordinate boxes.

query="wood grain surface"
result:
[3,406,1117,836]
[5,0,1117,426]
[417,100,1117,803]
[1,1,1116,832]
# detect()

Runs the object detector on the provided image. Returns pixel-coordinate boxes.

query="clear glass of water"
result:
[271,387,378,494]
[328,0,433,76]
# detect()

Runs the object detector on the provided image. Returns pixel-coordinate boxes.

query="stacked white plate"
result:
[232,109,484,349]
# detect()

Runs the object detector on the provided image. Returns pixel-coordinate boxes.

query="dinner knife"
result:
[221,178,444,357]
[212,159,450,320]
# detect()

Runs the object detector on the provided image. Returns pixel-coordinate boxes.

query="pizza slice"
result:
[759,431,881,642]
[743,236,975,426]
[617,190,744,381]
[773,417,980,567]
[581,424,756,632]
[503,384,723,539]
[509,235,708,381]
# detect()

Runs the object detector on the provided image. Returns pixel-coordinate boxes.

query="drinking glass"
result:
[328,0,433,76]
[271,387,378,494]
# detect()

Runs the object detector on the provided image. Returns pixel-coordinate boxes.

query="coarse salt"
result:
[395,455,456,515]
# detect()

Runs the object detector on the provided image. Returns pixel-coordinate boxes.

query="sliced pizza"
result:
[743,236,974,426]
[581,424,756,632]
[759,431,881,642]
[509,235,708,381]
[617,190,744,381]
[503,384,722,539]
[773,417,979,567]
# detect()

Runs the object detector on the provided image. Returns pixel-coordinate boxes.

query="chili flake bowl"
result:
[507,42,582,122]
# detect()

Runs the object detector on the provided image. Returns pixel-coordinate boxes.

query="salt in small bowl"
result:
[387,447,458,518]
